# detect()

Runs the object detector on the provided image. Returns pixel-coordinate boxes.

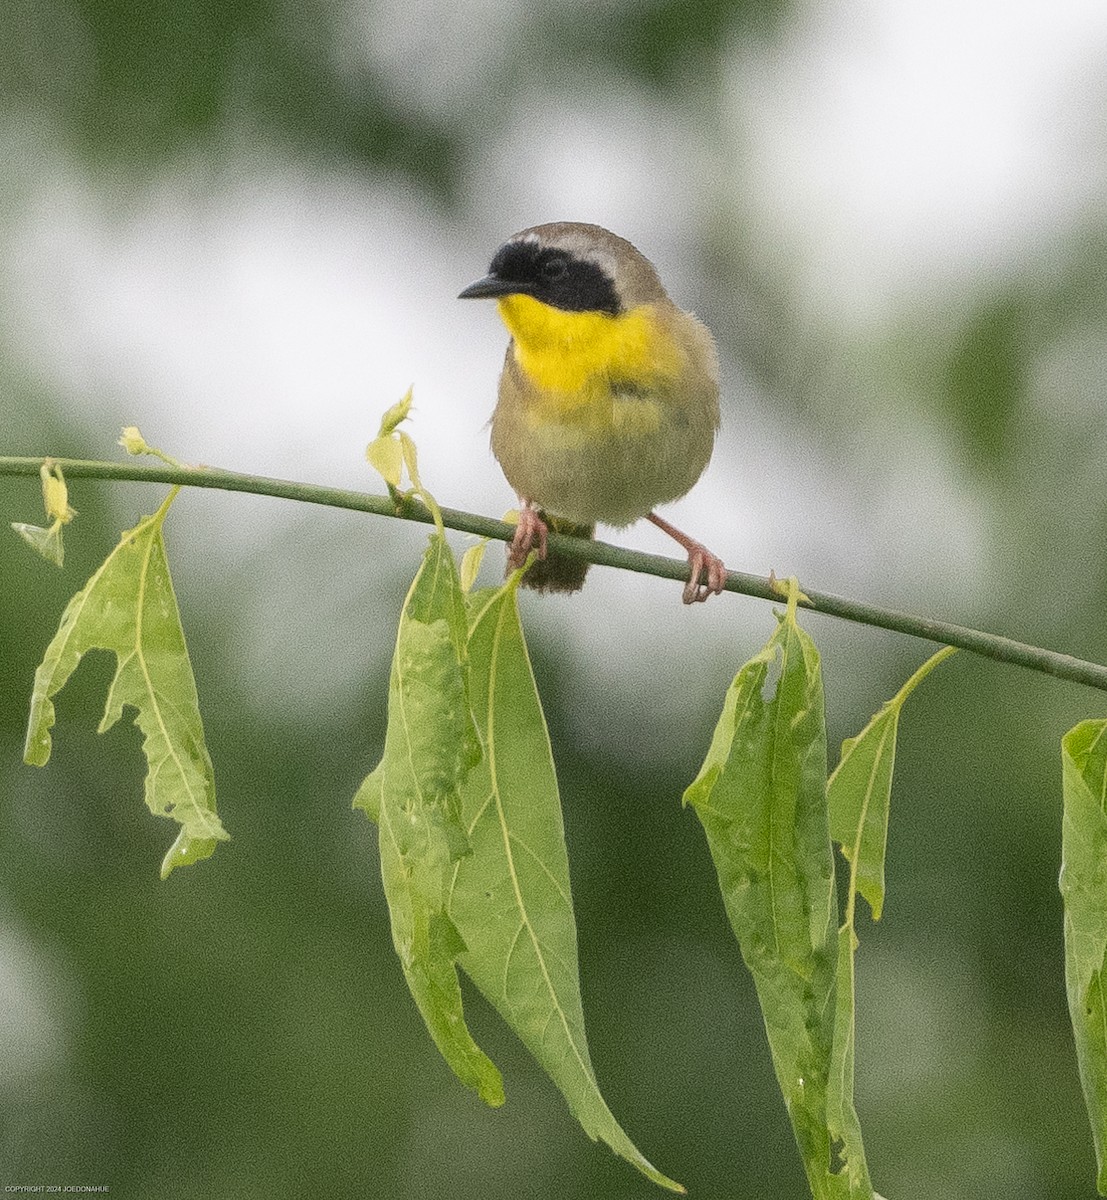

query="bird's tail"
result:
[517,515,595,594]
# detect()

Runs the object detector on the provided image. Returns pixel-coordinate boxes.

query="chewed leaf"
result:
[23,490,227,877]
[451,578,683,1193]
[354,531,501,1107]
[684,597,874,1199]
[1061,719,1107,1194]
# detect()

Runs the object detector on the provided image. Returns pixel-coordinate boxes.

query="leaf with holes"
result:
[24,490,227,877]
[684,586,873,1199]
[353,529,500,1106]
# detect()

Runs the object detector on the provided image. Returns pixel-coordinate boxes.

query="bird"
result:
[458,221,726,604]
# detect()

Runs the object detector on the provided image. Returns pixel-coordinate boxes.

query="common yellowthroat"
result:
[459,222,726,604]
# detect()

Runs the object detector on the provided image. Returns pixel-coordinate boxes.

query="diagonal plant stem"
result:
[4,454,1107,693]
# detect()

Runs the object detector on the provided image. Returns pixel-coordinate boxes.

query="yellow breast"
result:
[496,294,682,404]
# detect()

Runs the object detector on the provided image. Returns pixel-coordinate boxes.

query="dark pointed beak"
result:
[458,273,521,300]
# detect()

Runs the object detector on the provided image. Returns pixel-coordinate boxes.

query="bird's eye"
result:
[540,253,569,282]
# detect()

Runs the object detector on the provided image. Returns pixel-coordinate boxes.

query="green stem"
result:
[891,644,959,707]
[4,454,1107,693]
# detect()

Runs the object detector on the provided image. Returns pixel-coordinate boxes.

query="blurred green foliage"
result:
[5,0,456,186]
[546,0,783,86]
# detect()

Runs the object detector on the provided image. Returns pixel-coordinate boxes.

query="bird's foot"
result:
[507,503,548,572]
[682,541,727,605]
[647,511,727,605]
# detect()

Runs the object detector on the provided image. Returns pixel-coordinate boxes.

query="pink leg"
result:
[647,512,727,605]
[507,499,549,571]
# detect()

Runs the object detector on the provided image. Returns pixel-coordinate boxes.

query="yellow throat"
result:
[496,293,681,399]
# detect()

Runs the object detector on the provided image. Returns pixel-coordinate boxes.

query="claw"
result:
[647,511,726,605]
[507,502,548,571]
[682,542,727,605]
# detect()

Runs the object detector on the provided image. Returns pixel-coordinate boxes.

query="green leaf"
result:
[23,490,227,877]
[353,530,501,1107]
[1061,718,1107,1194]
[684,591,871,1199]
[458,539,489,594]
[12,521,65,566]
[449,576,683,1193]
[365,433,403,488]
[828,646,956,921]
[822,647,952,1200]
[827,707,897,923]
[366,388,421,495]
[13,461,77,563]
[376,385,414,437]
[826,917,874,1200]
